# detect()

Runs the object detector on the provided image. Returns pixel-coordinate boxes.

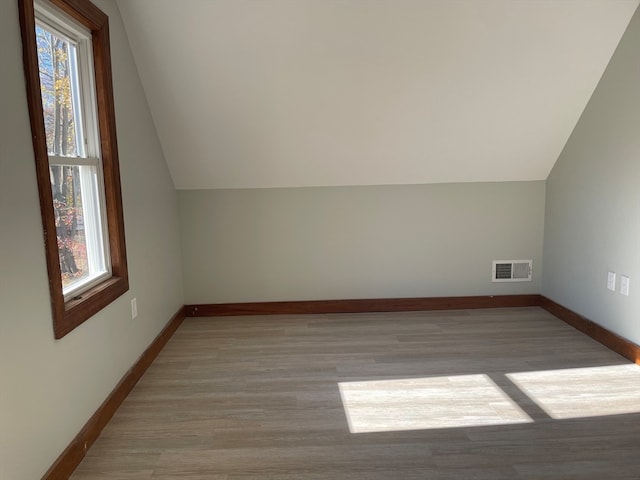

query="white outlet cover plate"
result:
[607,272,616,291]
[620,276,630,296]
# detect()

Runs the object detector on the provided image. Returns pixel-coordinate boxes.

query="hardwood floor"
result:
[70,307,640,479]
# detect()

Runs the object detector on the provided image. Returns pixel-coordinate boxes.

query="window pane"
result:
[50,165,108,294]
[36,23,84,158]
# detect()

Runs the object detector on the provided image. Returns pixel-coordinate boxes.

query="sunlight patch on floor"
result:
[507,364,640,420]
[338,374,533,433]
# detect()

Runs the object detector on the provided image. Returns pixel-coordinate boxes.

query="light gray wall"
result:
[543,7,640,345]
[0,1,184,479]
[179,182,545,304]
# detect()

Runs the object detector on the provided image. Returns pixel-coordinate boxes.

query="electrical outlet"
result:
[607,272,616,291]
[131,298,138,319]
[620,276,630,296]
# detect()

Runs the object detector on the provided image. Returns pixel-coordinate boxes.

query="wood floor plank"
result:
[70,307,640,479]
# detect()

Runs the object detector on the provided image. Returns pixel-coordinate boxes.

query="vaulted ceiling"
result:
[116,0,639,190]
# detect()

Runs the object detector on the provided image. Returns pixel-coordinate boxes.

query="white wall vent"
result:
[492,260,532,282]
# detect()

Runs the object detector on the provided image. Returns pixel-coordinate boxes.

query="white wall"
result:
[0,1,184,478]
[543,7,640,345]
[179,182,545,304]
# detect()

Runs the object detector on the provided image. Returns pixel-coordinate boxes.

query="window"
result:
[19,0,128,339]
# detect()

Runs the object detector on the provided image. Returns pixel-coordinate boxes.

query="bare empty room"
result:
[1,1,640,479]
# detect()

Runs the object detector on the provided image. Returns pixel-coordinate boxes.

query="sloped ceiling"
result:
[116,0,639,190]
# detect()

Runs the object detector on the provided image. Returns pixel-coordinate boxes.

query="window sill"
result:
[55,275,129,339]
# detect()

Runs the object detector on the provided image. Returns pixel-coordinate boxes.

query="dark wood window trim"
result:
[18,0,128,339]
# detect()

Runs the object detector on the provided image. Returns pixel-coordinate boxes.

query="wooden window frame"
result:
[18,0,128,339]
